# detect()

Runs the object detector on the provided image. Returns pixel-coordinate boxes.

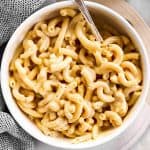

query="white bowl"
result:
[1,1,150,149]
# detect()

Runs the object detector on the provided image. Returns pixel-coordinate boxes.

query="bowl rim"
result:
[1,0,150,149]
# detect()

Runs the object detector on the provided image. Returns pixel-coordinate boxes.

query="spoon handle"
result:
[74,0,103,41]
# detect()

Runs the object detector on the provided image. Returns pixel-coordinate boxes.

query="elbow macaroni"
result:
[9,8,142,143]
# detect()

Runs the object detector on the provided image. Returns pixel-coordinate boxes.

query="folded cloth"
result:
[0,0,55,150]
[0,112,34,150]
[0,0,55,46]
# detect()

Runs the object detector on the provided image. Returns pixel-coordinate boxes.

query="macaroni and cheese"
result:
[9,8,142,143]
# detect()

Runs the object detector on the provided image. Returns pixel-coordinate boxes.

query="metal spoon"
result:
[74,0,103,42]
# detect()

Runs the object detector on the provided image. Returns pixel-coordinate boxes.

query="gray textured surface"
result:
[0,112,34,150]
[0,0,55,46]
